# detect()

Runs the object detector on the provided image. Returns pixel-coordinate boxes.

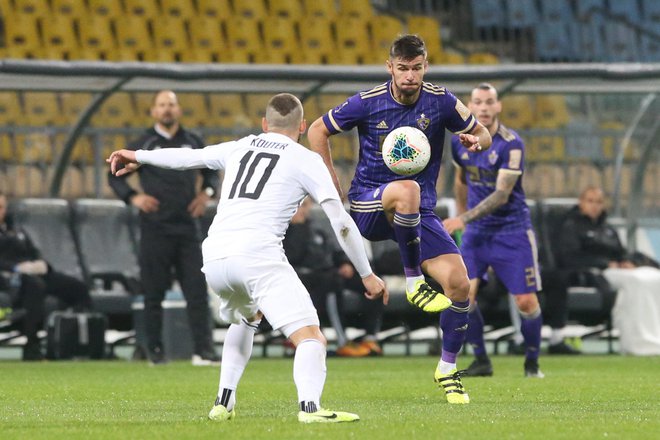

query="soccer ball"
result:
[381,126,431,176]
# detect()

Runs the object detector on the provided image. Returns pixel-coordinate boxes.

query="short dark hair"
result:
[472,82,499,100]
[389,34,427,61]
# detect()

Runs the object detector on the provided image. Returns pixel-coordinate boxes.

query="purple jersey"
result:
[451,124,531,233]
[322,81,476,211]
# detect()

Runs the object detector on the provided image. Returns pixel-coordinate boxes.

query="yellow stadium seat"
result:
[151,15,189,62]
[269,0,303,21]
[244,93,273,126]
[369,15,404,64]
[302,0,337,19]
[177,94,209,128]
[133,93,156,125]
[406,15,445,63]
[535,95,570,128]
[500,95,534,129]
[186,17,230,63]
[196,0,233,20]
[338,0,373,19]
[94,93,137,127]
[11,0,47,18]
[124,0,159,17]
[87,0,123,19]
[302,95,322,122]
[160,0,196,19]
[225,17,267,63]
[435,51,465,64]
[329,133,355,162]
[528,135,565,162]
[299,15,336,64]
[114,15,156,61]
[78,14,118,60]
[262,16,303,63]
[14,132,55,164]
[233,0,267,20]
[60,93,94,125]
[334,16,371,64]
[50,0,86,18]
[467,52,500,64]
[0,133,13,163]
[22,92,63,126]
[0,92,22,125]
[318,93,350,114]
[3,13,43,58]
[207,94,251,129]
[41,15,81,60]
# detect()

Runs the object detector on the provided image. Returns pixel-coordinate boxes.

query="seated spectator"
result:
[0,191,93,360]
[284,198,384,357]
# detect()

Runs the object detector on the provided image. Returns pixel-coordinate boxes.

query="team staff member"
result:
[108,90,220,366]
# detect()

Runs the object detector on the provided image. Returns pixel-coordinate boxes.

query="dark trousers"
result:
[42,270,92,311]
[139,228,212,354]
[12,275,46,344]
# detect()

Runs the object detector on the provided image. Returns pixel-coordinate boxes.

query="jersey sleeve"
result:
[321,93,366,134]
[498,137,525,174]
[201,139,240,171]
[299,153,342,204]
[442,91,477,135]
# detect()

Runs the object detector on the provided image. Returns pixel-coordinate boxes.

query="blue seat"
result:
[535,22,574,60]
[540,0,573,23]
[641,0,660,20]
[603,22,640,62]
[640,33,660,61]
[472,0,505,28]
[575,0,604,19]
[505,0,539,28]
[571,18,606,61]
[608,0,641,23]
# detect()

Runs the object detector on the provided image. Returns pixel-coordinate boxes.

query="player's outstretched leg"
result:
[436,300,470,403]
[208,319,259,421]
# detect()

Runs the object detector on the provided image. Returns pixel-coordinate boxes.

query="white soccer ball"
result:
[381,126,431,176]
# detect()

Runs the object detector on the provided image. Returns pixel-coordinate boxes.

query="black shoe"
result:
[524,358,545,378]
[147,346,168,365]
[465,357,493,376]
[22,342,44,361]
[548,341,581,355]
[507,340,526,355]
[192,349,221,366]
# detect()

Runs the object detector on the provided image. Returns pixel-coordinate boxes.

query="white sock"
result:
[217,319,259,411]
[549,328,563,345]
[406,275,425,293]
[293,339,326,410]
[437,360,456,375]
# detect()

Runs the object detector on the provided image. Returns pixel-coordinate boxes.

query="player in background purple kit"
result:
[308,35,492,404]
[444,83,544,378]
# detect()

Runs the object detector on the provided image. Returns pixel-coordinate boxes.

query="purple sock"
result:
[466,304,487,357]
[521,309,543,361]
[392,212,422,277]
[440,300,470,363]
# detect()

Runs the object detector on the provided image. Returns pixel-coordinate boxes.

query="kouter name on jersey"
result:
[251,137,288,150]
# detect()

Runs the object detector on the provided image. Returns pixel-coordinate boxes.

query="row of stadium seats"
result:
[0,0,489,64]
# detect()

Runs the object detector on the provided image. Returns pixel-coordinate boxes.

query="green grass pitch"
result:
[1,355,658,439]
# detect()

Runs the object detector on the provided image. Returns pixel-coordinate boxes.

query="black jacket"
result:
[556,206,626,270]
[283,220,349,273]
[107,126,219,235]
[0,216,42,272]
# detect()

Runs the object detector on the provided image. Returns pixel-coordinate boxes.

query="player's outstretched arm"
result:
[107,149,140,176]
[307,118,344,197]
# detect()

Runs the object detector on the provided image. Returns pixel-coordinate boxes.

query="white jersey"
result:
[200,132,340,262]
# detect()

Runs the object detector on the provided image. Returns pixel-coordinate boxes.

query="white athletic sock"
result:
[437,360,456,375]
[293,338,326,410]
[406,275,425,293]
[217,319,259,411]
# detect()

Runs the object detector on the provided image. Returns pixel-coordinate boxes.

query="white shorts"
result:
[202,256,319,336]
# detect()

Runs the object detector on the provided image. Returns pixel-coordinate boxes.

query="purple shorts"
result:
[461,228,542,295]
[349,184,460,262]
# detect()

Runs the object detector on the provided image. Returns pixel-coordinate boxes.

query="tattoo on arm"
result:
[459,171,519,224]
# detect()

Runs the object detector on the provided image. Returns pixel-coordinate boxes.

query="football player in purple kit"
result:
[443,83,545,378]
[308,35,492,404]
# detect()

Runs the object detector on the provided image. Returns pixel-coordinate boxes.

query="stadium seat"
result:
[642,0,660,20]
[535,21,575,61]
[9,198,84,279]
[334,16,372,64]
[640,33,660,62]
[471,0,505,28]
[505,0,540,28]
[151,15,189,62]
[160,0,196,19]
[369,15,404,64]
[177,93,209,128]
[225,17,268,63]
[244,93,274,126]
[467,52,500,64]
[233,0,267,20]
[22,92,63,126]
[10,0,47,18]
[317,93,350,115]
[0,92,21,125]
[123,0,159,18]
[132,93,156,125]
[539,0,573,23]
[499,94,534,129]
[534,95,570,128]
[87,0,123,19]
[114,15,156,61]
[262,16,303,63]
[41,15,81,60]
[302,0,337,19]
[338,0,373,19]
[608,0,641,23]
[207,93,251,129]
[2,13,43,59]
[196,0,233,20]
[571,18,605,62]
[13,132,55,164]
[299,16,336,64]
[528,136,565,162]
[187,16,230,63]
[94,93,137,128]
[575,0,604,19]
[406,15,444,62]
[302,95,322,122]
[53,132,95,166]
[0,133,13,163]
[78,14,118,61]
[269,0,303,21]
[603,22,640,62]
[50,0,87,18]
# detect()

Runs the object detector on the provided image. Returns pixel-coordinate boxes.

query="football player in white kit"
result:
[108,93,388,424]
